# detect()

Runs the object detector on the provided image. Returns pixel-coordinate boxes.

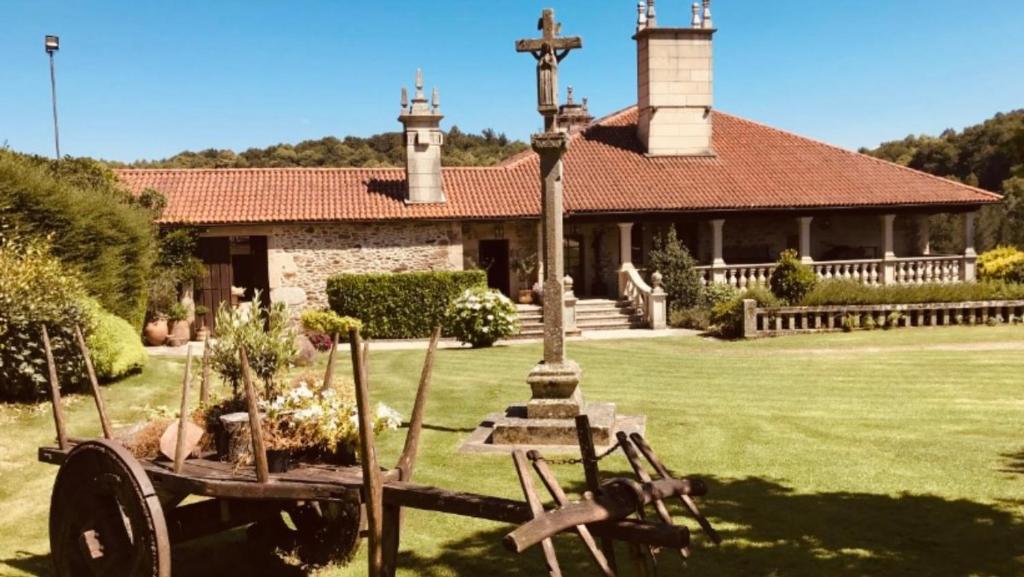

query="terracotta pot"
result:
[167,320,191,347]
[143,318,169,346]
[517,289,534,305]
[195,325,210,343]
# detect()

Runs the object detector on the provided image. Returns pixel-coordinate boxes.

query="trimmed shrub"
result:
[710,286,780,339]
[648,226,703,311]
[769,249,817,304]
[79,298,147,381]
[0,239,89,399]
[446,287,519,348]
[978,246,1024,283]
[0,151,157,328]
[801,279,1024,306]
[326,270,487,339]
[300,309,363,339]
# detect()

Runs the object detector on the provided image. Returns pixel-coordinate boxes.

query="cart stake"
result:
[396,325,440,479]
[74,325,113,440]
[173,345,194,474]
[41,325,69,451]
[239,347,270,483]
[321,332,339,392]
[199,334,211,405]
[350,328,384,577]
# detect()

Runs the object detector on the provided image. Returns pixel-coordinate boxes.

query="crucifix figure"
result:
[515,10,585,419]
[516,8,582,132]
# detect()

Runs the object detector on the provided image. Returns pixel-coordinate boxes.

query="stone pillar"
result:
[962,211,978,282]
[741,299,758,338]
[917,216,931,256]
[710,219,726,284]
[525,131,582,419]
[649,272,667,330]
[617,222,634,296]
[798,216,814,264]
[881,214,896,285]
[563,275,578,331]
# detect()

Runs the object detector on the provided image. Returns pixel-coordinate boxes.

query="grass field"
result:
[1,326,1022,577]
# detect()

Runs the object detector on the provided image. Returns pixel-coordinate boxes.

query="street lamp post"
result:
[45,35,61,159]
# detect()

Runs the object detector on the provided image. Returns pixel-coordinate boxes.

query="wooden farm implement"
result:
[36,326,720,576]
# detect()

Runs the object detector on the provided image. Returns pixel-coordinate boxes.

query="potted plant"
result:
[144,270,178,346]
[166,302,191,346]
[512,254,538,305]
[193,304,210,342]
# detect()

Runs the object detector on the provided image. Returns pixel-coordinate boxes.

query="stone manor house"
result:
[118,2,1000,331]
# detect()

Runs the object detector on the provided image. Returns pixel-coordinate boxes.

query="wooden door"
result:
[478,239,510,296]
[196,237,232,330]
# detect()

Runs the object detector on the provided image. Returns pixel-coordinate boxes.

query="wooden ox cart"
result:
[36,326,720,577]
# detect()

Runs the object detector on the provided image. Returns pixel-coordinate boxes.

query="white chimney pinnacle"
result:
[691,2,702,28]
[702,0,713,29]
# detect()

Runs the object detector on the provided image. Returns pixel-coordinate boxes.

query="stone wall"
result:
[462,220,540,294]
[267,221,463,310]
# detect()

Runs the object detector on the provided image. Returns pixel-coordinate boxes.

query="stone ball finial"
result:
[563,275,574,294]
[691,2,702,28]
[652,271,664,291]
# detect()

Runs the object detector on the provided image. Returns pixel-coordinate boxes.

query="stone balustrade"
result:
[618,263,667,329]
[696,255,977,290]
[740,299,1024,338]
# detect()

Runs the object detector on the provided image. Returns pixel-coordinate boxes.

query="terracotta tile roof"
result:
[117,107,1000,225]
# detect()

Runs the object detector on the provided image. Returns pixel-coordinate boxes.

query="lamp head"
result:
[45,35,59,54]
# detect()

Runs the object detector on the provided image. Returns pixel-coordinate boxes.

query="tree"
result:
[648,225,702,310]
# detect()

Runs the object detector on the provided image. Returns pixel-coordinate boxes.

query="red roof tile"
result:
[117,108,1000,225]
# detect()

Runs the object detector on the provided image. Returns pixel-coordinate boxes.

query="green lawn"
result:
[2,327,1023,577]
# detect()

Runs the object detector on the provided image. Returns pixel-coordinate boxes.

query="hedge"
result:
[0,150,157,328]
[326,270,487,339]
[800,280,1024,306]
[80,298,147,381]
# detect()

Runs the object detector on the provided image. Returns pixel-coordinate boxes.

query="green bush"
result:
[326,270,487,339]
[445,287,519,348]
[710,286,780,339]
[0,150,157,327]
[79,298,147,381]
[669,307,711,331]
[0,239,89,400]
[300,309,363,339]
[208,290,296,399]
[801,279,1024,306]
[769,249,818,304]
[648,225,703,311]
[700,283,739,309]
[978,246,1024,283]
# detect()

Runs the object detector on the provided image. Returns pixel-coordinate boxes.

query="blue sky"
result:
[3,0,1022,162]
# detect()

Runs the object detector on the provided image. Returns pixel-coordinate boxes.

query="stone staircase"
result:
[515,298,645,338]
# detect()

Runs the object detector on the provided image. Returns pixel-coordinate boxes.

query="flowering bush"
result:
[263,376,402,458]
[978,246,1024,283]
[207,290,296,398]
[445,287,518,348]
[307,332,334,352]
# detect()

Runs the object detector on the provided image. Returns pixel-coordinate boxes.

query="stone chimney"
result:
[556,86,594,134]
[634,0,716,156]
[399,69,445,204]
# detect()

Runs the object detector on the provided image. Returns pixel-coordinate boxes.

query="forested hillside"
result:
[861,110,1024,252]
[125,127,527,169]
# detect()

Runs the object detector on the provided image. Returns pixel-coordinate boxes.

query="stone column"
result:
[962,211,978,281]
[798,216,814,264]
[710,219,726,284]
[526,131,582,419]
[916,216,931,256]
[617,222,634,296]
[880,214,896,285]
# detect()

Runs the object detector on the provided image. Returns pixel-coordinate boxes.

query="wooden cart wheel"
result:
[248,497,362,567]
[49,440,171,577]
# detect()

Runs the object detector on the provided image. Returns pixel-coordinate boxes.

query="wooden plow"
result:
[37,325,719,576]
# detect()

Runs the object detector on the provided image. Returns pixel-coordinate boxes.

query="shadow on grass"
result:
[5,477,1020,577]
[1000,449,1024,476]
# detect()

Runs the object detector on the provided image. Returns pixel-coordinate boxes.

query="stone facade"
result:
[462,220,540,294]
[267,221,462,309]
